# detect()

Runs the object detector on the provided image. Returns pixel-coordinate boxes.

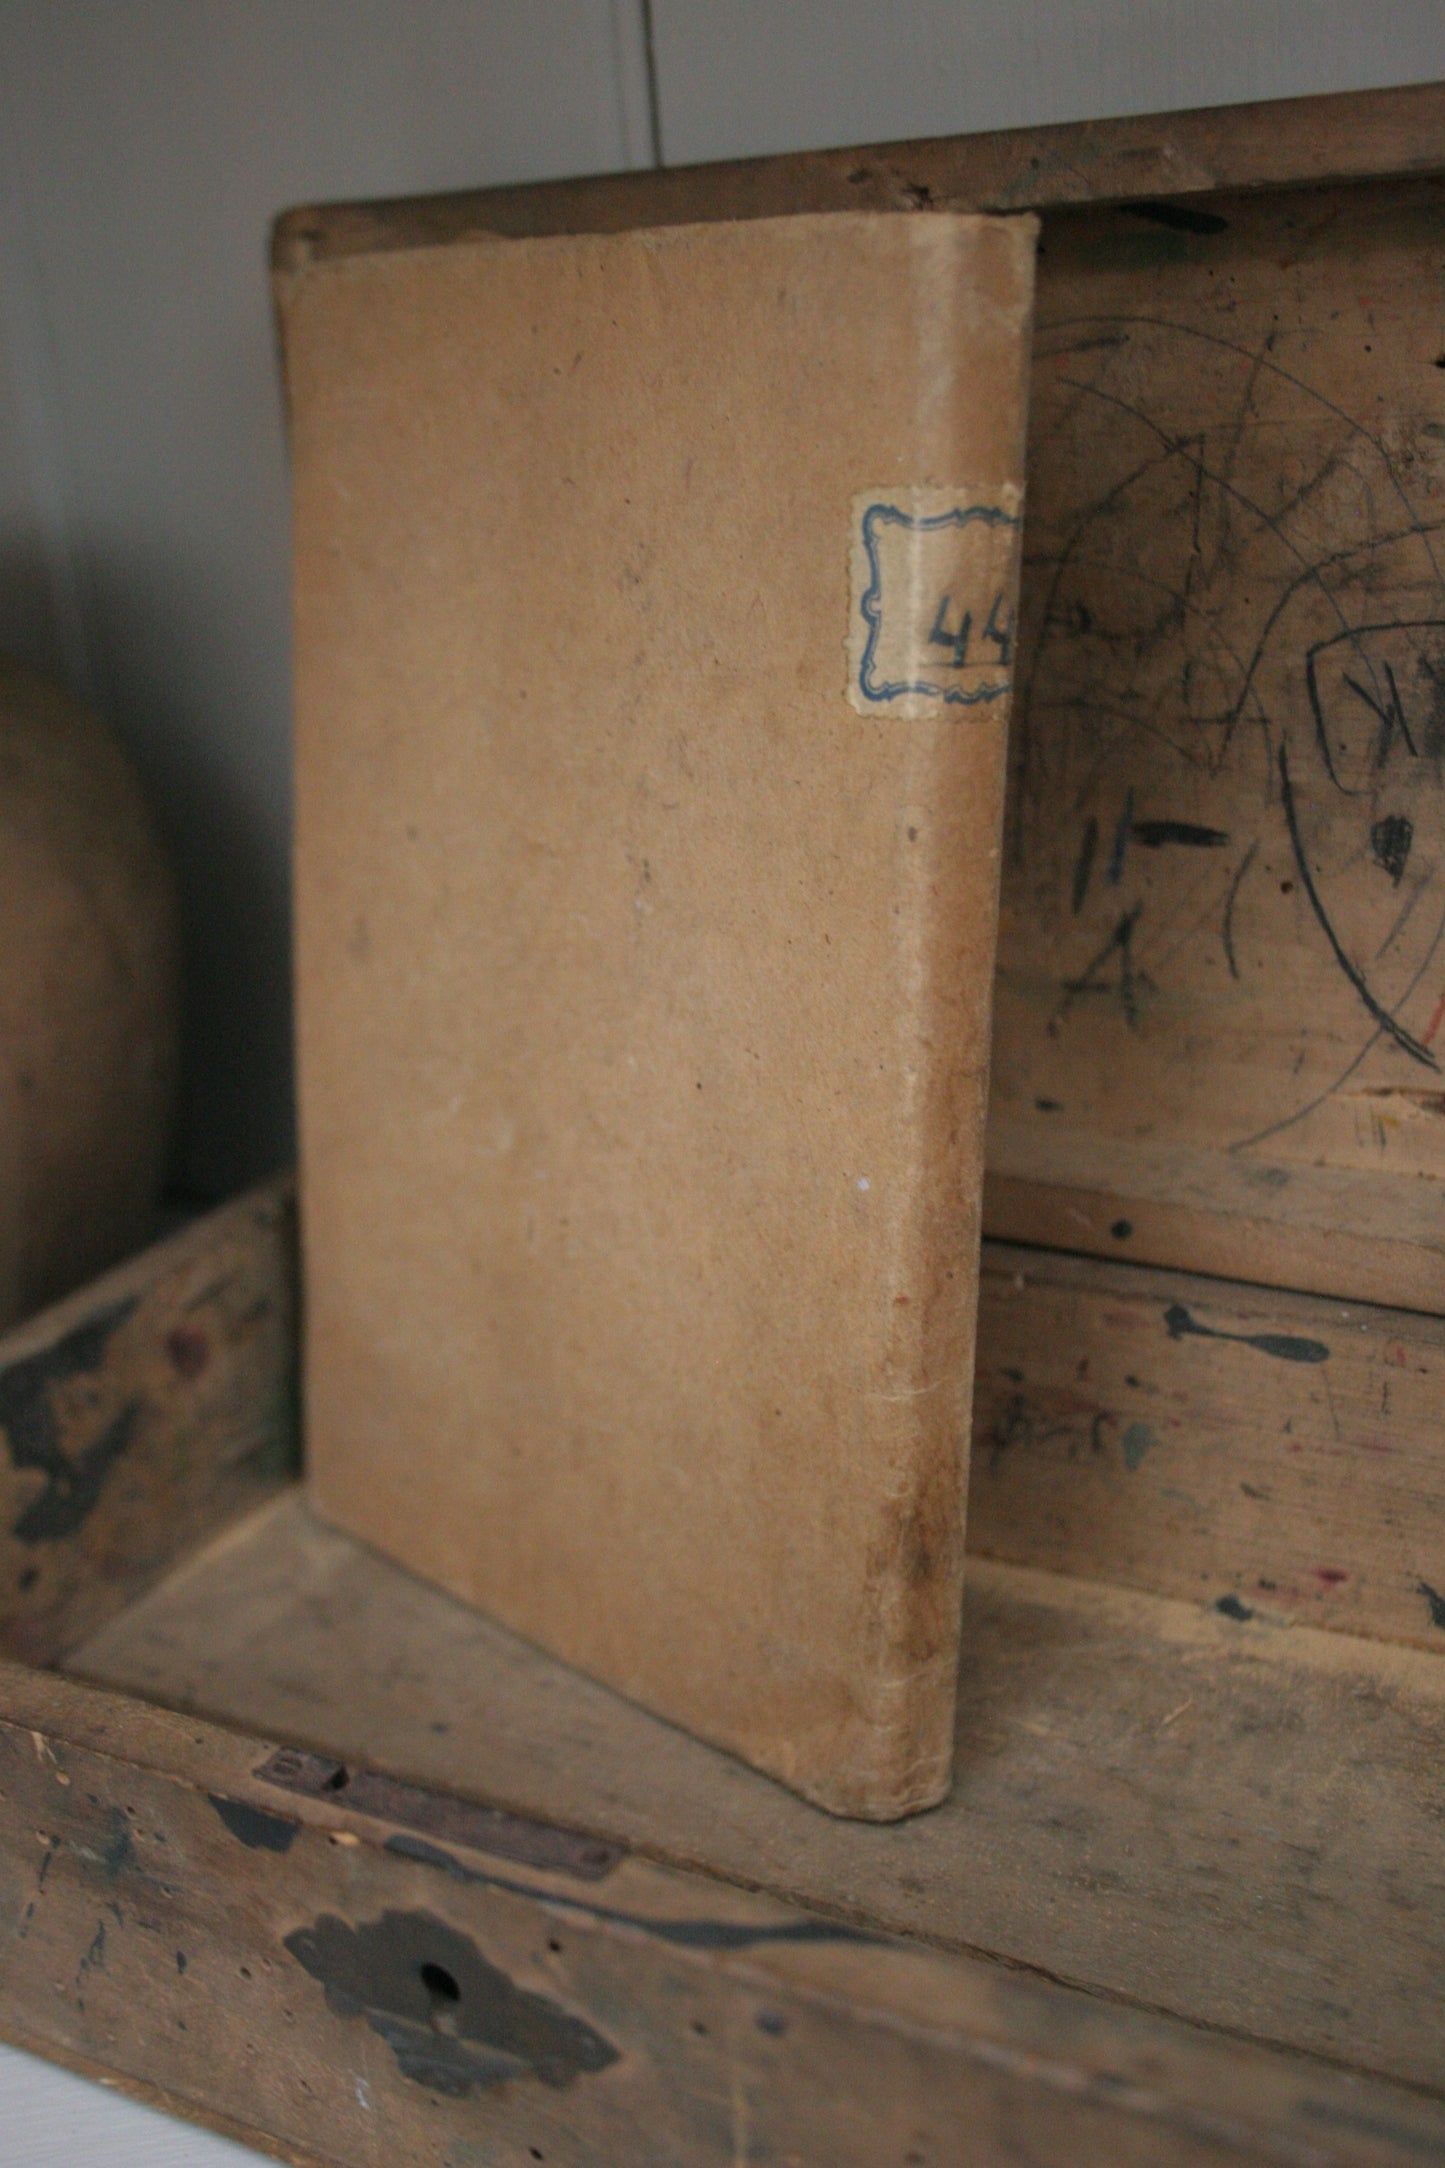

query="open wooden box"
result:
[2,81,1445,2166]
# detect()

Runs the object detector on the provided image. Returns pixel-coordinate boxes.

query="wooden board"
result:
[6,1649,1445,2168]
[271,80,1445,266]
[991,173,1445,1309]
[1,1148,1434,1697]
[276,114,1445,1318]
[68,1490,1445,2100]
[972,1241,1445,1649]
[0,1178,295,1668]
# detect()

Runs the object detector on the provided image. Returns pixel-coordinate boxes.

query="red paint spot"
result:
[166,1325,209,1381]
[1424,985,1445,1049]
[1314,1567,1348,1587]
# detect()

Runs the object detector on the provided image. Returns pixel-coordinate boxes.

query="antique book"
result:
[281,205,1036,1818]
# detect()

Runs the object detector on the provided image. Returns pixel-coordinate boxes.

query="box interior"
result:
[3,143,1444,2125]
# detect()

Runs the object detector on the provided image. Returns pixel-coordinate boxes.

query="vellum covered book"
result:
[282,206,1036,1819]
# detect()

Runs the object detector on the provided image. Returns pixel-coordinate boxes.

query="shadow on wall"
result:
[0,536,65,685]
[78,548,296,1211]
[0,530,294,1222]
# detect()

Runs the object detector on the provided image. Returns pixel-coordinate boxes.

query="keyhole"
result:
[420,1961,461,2033]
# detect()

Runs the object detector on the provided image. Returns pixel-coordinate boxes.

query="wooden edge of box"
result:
[0,1173,297,1668]
[982,1168,1445,1317]
[6,1172,1444,1669]
[2,1187,1443,2153]
[269,77,1445,280]
[3,1649,1445,2167]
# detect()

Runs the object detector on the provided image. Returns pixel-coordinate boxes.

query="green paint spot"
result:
[1122,1420,1155,1472]
[99,1808,133,1880]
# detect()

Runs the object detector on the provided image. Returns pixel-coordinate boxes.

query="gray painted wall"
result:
[0,0,652,1198]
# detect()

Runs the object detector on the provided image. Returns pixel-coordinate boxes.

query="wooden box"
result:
[1,81,1445,2166]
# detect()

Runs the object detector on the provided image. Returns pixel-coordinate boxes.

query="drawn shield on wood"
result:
[996,292,1445,1169]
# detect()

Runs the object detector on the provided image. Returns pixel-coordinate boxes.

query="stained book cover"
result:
[281,208,1036,1818]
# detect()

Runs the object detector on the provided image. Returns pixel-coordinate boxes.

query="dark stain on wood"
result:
[255,1746,621,1880]
[284,1908,619,2095]
[1071,813,1098,912]
[96,1805,133,1880]
[1417,1580,1445,1630]
[1164,1303,1330,1364]
[383,1831,874,1950]
[164,1324,210,1379]
[0,1296,140,1542]
[1371,812,1415,885]
[1126,199,1230,236]
[207,1794,298,1853]
[1131,819,1231,848]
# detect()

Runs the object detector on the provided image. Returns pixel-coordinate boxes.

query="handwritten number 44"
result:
[928,590,1013,669]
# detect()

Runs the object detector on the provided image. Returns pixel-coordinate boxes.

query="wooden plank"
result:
[6,1646,1445,2168]
[20,1179,1438,1674]
[21,1168,1437,1673]
[67,1492,1445,2100]
[987,171,1445,1312]
[985,1142,1445,1315]
[971,1240,1445,1647]
[0,1177,295,1667]
[271,80,1445,273]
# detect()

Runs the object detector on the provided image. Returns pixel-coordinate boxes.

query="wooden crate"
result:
[2,79,1445,2165]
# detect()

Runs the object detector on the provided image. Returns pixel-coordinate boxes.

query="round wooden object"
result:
[0,661,178,1327]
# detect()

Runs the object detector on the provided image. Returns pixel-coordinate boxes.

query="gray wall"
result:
[0,0,1443,1207]
[0,0,653,1197]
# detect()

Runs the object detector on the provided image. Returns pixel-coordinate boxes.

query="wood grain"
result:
[272,80,1445,271]
[67,1492,1445,2100]
[971,1241,1445,1647]
[990,173,1445,1310]
[12,1642,1445,2166]
[0,1177,295,1667]
[983,1146,1445,1315]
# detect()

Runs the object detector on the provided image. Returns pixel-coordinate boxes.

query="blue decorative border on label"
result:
[856,500,1020,708]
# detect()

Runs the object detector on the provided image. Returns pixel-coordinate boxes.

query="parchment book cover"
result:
[282,208,1036,1817]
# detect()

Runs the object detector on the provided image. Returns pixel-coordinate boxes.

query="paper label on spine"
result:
[848,486,1021,717]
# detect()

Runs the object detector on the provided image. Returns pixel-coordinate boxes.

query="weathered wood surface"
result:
[989,172,1445,1309]
[0,1178,295,1668]
[6,1149,1438,1675]
[272,79,1445,271]
[69,1492,1445,2100]
[25,86,1431,2155]
[5,1645,1443,2168]
[983,1144,1445,1318]
[972,1241,1445,1648]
